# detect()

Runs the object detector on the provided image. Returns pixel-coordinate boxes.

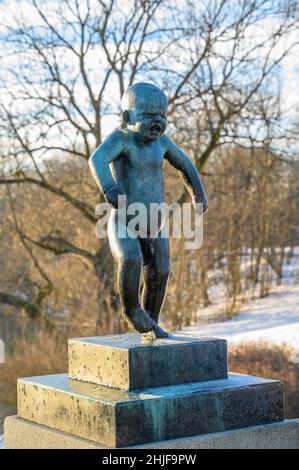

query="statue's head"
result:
[121,82,168,141]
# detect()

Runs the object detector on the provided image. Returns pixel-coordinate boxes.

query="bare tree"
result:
[0,0,298,333]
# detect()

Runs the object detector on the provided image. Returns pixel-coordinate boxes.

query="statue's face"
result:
[126,99,168,142]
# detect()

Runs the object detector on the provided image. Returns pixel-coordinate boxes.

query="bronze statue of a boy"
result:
[89,82,208,338]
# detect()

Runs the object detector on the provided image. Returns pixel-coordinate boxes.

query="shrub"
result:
[0,331,67,408]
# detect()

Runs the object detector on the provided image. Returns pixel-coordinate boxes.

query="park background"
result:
[0,0,299,435]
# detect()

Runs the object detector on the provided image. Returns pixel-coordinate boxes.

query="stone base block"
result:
[4,416,299,449]
[17,372,283,448]
[68,334,228,390]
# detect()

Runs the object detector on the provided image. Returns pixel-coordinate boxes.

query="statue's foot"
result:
[127,308,169,338]
[152,324,169,338]
[127,307,156,333]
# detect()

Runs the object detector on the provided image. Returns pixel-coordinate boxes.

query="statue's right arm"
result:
[89,131,126,208]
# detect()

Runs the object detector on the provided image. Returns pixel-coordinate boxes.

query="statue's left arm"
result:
[164,136,208,212]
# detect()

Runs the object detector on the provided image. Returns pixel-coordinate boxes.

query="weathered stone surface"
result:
[5,416,298,449]
[4,416,107,449]
[68,334,228,390]
[17,373,284,448]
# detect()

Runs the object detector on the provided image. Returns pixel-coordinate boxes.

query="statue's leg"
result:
[141,235,170,325]
[108,211,168,337]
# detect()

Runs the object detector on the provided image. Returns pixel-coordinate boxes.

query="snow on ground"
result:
[178,249,299,354]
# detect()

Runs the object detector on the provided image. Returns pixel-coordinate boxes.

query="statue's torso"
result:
[111,131,166,209]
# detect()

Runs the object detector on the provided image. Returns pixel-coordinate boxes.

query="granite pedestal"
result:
[5,416,299,449]
[5,333,286,448]
[68,334,228,389]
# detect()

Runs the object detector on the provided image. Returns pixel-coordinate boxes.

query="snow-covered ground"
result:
[179,249,299,354]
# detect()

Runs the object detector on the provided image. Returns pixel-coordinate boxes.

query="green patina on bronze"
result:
[17,372,284,448]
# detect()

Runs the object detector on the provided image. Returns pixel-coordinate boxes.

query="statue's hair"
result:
[121,82,168,111]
